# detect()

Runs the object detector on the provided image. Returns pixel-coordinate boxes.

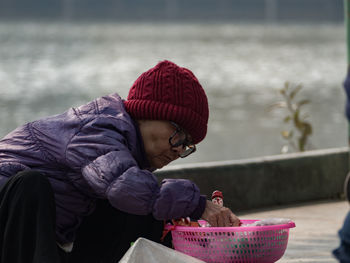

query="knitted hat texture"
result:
[124,60,209,144]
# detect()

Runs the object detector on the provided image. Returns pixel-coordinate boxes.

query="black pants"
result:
[0,170,166,263]
[69,199,165,263]
[0,170,64,263]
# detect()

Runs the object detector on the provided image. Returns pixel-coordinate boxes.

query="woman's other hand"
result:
[201,200,240,227]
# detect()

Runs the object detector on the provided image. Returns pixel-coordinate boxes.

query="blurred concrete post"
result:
[345,0,350,69]
[344,0,350,198]
[265,0,277,23]
[345,0,350,149]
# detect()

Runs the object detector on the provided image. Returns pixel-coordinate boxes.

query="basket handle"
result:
[161,222,176,242]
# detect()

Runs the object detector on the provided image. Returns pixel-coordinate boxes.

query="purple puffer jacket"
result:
[0,94,206,244]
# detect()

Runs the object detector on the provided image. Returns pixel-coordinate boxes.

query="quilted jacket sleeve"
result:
[65,117,204,220]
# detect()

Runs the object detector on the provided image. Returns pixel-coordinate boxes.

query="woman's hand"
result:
[201,200,240,227]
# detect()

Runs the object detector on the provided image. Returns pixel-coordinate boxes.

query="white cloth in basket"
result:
[242,217,292,227]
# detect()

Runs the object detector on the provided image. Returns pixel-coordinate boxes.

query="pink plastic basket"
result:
[166,219,295,263]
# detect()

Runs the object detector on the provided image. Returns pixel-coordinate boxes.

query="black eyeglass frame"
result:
[169,122,196,158]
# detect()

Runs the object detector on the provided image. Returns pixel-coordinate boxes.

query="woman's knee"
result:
[12,170,53,196]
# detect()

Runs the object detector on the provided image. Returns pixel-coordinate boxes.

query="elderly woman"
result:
[0,60,240,263]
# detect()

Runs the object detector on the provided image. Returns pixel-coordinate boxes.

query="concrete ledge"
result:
[155,147,349,211]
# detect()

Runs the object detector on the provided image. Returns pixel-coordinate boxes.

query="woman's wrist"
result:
[190,195,207,220]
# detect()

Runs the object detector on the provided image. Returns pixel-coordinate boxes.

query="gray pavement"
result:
[238,199,349,262]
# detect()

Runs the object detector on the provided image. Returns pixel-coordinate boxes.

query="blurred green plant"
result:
[270,82,313,153]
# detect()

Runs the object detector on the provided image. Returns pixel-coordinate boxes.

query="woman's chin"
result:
[154,162,166,169]
[151,158,170,169]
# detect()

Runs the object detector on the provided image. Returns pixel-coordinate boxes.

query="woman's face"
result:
[138,120,187,169]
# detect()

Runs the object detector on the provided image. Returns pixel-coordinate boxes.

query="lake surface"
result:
[0,20,347,165]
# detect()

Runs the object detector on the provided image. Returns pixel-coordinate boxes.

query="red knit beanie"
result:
[124,60,209,144]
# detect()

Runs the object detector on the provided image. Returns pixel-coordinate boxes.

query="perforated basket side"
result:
[171,223,293,263]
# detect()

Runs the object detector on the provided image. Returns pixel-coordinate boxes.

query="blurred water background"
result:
[0,1,347,166]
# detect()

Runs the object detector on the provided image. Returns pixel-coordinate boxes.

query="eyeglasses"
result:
[169,122,196,158]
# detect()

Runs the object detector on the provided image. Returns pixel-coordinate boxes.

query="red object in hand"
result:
[211,190,223,200]
[211,190,224,207]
